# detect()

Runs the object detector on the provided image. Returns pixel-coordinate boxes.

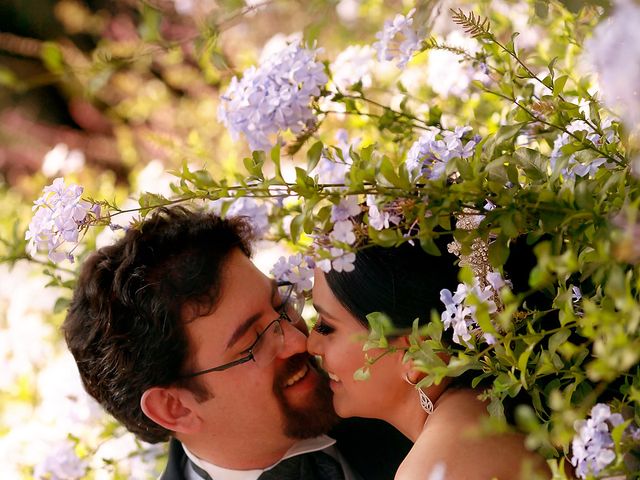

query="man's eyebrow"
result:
[225,281,278,349]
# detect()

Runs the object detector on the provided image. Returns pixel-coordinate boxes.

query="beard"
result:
[273,354,340,439]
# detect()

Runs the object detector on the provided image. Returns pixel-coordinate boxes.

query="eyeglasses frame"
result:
[178,282,303,378]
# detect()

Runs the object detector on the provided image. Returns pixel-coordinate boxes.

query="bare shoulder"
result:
[395,389,551,480]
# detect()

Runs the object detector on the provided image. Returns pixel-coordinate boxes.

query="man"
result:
[64,206,409,480]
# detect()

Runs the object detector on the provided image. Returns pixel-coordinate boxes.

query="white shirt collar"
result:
[182,435,337,480]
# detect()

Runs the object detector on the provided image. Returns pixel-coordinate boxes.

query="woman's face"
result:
[307,269,405,419]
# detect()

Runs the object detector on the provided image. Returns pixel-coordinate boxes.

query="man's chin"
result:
[275,363,339,439]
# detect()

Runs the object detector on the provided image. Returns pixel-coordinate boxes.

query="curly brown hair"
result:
[63,206,254,443]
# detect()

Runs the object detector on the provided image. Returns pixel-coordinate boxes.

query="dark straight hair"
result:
[325,237,460,330]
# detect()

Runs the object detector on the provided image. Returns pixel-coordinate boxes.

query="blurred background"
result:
[0,0,610,477]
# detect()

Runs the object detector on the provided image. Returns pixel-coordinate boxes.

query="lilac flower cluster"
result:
[571,403,624,478]
[405,127,479,181]
[316,248,356,273]
[218,41,328,152]
[372,8,423,69]
[439,272,510,346]
[329,197,361,245]
[210,197,270,238]
[366,195,401,231]
[550,119,617,178]
[271,254,315,292]
[25,178,97,263]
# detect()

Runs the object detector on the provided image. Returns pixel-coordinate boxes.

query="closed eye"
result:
[313,318,335,336]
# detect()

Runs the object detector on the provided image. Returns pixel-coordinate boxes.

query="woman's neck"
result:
[381,381,451,442]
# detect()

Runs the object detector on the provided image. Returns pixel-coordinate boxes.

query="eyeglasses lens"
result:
[253,319,284,367]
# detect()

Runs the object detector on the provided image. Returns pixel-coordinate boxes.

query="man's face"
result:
[182,249,337,454]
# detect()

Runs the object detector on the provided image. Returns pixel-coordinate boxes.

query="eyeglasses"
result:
[179,283,306,378]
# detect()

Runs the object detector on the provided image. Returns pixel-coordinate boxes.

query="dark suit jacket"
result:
[159,417,411,480]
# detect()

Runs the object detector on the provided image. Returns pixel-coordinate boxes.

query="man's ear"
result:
[140,387,202,434]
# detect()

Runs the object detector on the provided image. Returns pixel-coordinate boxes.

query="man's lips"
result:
[283,363,309,387]
[277,354,315,389]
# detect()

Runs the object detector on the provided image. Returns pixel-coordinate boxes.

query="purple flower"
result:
[218,41,328,152]
[25,178,95,263]
[550,119,617,178]
[210,197,270,238]
[331,197,361,222]
[330,247,356,272]
[366,195,401,231]
[439,272,506,346]
[270,254,314,292]
[329,220,356,245]
[373,8,423,69]
[406,127,479,181]
[571,403,625,478]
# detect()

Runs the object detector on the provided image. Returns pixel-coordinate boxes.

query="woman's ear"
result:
[140,387,202,434]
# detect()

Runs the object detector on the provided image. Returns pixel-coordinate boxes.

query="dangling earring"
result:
[404,374,434,414]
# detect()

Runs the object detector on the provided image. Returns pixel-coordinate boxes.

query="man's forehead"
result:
[184,252,275,351]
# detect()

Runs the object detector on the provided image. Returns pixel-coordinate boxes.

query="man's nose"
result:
[277,319,308,357]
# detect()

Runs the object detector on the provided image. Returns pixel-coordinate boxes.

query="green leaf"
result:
[553,75,568,96]
[489,235,510,268]
[41,42,65,74]
[289,214,305,244]
[420,237,441,256]
[493,123,524,148]
[270,144,284,181]
[243,154,264,180]
[548,330,570,356]
[306,141,324,173]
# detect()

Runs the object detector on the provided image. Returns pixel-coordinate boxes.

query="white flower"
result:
[316,258,332,273]
[25,178,97,263]
[270,254,314,292]
[425,31,486,98]
[330,45,375,91]
[33,439,87,480]
[571,403,625,478]
[584,0,640,130]
[41,144,85,177]
[439,273,504,346]
[218,41,328,151]
[550,119,618,178]
[330,220,356,245]
[406,127,479,181]
[373,8,423,69]
[366,195,401,231]
[330,247,356,272]
[331,197,361,222]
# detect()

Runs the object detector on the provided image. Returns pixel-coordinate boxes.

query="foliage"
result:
[2,0,640,478]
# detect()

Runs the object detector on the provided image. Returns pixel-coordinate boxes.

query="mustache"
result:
[274,353,312,389]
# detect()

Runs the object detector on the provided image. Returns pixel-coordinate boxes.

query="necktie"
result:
[188,450,346,480]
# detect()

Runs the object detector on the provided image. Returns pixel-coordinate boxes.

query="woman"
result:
[307,240,551,479]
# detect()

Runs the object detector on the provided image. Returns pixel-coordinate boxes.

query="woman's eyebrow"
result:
[312,302,335,319]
